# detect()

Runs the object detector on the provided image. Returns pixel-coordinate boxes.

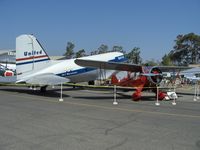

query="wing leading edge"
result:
[75,59,143,72]
[75,59,191,73]
[157,66,192,72]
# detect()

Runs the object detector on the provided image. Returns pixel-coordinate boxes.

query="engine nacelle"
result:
[4,70,14,76]
[0,70,14,77]
[147,67,163,85]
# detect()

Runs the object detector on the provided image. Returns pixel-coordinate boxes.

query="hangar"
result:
[0,49,64,63]
[0,49,15,63]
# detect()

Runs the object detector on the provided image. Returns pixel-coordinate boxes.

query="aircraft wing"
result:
[157,66,191,72]
[75,59,143,72]
[75,59,190,73]
[22,73,70,85]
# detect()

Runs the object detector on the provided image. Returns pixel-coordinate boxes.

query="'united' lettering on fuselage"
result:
[24,50,42,56]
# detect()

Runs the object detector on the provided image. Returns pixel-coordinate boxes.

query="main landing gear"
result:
[88,80,95,85]
[40,85,48,93]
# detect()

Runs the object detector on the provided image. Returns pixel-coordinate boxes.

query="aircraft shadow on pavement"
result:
[73,95,122,100]
[176,92,194,96]
[1,86,187,101]
[117,93,159,101]
[73,92,157,101]
[72,92,128,100]
[0,87,82,98]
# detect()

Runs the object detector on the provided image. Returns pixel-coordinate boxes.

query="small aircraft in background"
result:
[180,67,200,101]
[75,58,189,101]
[181,67,200,83]
[0,63,16,77]
[15,34,126,91]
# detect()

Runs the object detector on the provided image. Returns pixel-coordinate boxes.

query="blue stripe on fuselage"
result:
[109,55,127,63]
[57,55,127,77]
[57,67,96,77]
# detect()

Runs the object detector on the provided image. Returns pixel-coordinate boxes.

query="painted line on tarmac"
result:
[1,91,200,119]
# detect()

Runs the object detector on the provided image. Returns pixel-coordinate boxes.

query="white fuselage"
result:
[15,34,126,84]
[18,52,126,83]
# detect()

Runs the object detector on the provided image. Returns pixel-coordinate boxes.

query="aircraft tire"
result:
[40,85,48,93]
[88,80,95,85]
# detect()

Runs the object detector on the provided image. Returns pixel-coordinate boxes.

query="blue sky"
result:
[0,0,199,61]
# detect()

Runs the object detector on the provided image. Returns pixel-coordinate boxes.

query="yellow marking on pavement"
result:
[1,91,200,119]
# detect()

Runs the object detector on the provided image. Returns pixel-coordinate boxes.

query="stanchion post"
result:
[113,85,118,105]
[194,83,197,101]
[155,85,160,106]
[197,84,199,99]
[59,83,64,102]
[172,85,176,105]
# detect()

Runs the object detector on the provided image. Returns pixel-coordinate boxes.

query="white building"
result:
[0,49,65,63]
[0,49,16,63]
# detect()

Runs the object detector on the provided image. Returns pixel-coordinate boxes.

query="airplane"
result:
[0,63,16,77]
[181,67,200,83]
[15,34,126,92]
[180,67,200,101]
[75,58,190,101]
[184,75,200,83]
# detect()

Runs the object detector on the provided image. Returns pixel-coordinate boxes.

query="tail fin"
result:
[16,34,50,80]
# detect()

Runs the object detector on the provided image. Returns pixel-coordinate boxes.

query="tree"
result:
[143,59,159,66]
[90,50,98,55]
[64,42,75,59]
[161,54,173,66]
[125,47,142,64]
[112,46,124,53]
[98,44,109,54]
[75,49,86,58]
[170,33,200,65]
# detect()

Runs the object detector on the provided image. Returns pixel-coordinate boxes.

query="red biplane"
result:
[75,59,188,101]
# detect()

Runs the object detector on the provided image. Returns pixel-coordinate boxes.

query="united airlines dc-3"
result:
[15,34,126,92]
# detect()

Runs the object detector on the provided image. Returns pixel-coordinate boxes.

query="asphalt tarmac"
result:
[0,85,199,150]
